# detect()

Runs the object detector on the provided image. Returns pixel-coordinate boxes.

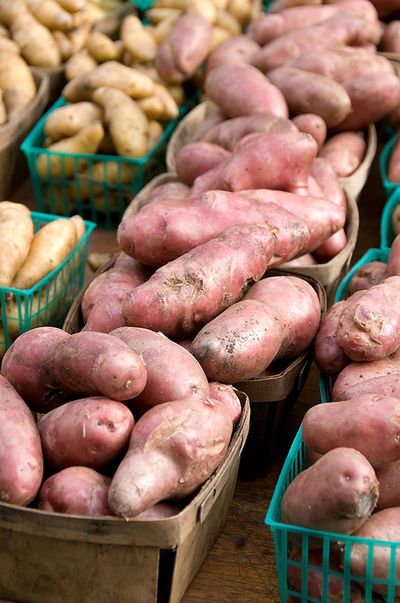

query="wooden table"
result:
[11,147,384,603]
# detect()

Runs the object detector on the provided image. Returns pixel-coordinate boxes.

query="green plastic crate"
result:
[21,94,197,228]
[381,187,400,248]
[380,134,398,200]
[266,427,400,602]
[130,0,154,9]
[0,212,95,355]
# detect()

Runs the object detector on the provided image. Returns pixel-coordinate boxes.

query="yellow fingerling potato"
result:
[27,0,75,31]
[138,83,179,120]
[85,32,121,62]
[121,16,157,63]
[45,102,103,140]
[11,13,62,68]
[0,51,37,120]
[65,48,97,81]
[0,202,34,288]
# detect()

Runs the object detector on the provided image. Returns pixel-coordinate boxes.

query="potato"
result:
[111,327,210,412]
[314,302,350,374]
[146,8,182,24]
[138,83,179,121]
[215,10,240,34]
[0,0,28,26]
[53,331,148,401]
[283,253,317,267]
[0,51,37,121]
[210,26,231,51]
[0,375,43,505]
[155,13,213,83]
[310,157,346,209]
[134,501,181,520]
[0,91,6,125]
[303,395,400,467]
[108,396,233,518]
[121,224,277,337]
[93,87,148,158]
[205,35,259,74]
[186,0,217,23]
[208,382,241,423]
[36,122,104,180]
[388,132,400,183]
[387,233,400,277]
[44,102,103,141]
[147,120,164,151]
[38,467,113,517]
[268,66,351,128]
[38,397,135,470]
[85,32,121,62]
[0,202,34,287]
[319,131,366,178]
[120,15,157,63]
[381,20,400,53]
[313,228,348,263]
[227,0,252,25]
[0,36,20,54]
[348,261,388,295]
[292,114,326,151]
[175,142,231,185]
[281,447,378,536]
[67,22,91,54]
[27,0,74,31]
[205,63,288,119]
[150,13,180,44]
[53,30,73,62]
[55,0,85,11]
[11,12,62,68]
[336,277,400,361]
[65,48,97,81]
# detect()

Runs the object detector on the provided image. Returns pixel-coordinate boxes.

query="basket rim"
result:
[334,247,390,303]
[381,186,400,248]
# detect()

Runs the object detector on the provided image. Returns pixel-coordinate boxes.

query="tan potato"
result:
[146,8,182,24]
[65,48,97,81]
[85,32,121,62]
[52,30,73,61]
[168,83,185,105]
[210,26,232,50]
[0,202,34,287]
[0,51,37,121]
[186,0,217,23]
[55,0,85,11]
[0,37,19,54]
[36,121,104,179]
[27,0,74,31]
[67,23,91,53]
[0,24,9,37]
[11,12,62,68]
[0,91,6,125]
[88,161,135,185]
[70,214,85,241]
[150,13,181,44]
[138,83,179,120]
[121,15,157,63]
[93,87,148,158]
[227,0,253,25]
[0,0,28,27]
[44,102,103,140]
[215,10,241,34]
[147,120,164,150]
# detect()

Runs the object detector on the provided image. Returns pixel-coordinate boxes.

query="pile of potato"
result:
[0,201,86,355]
[0,43,37,125]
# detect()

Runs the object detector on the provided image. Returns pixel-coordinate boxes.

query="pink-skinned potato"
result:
[0,375,43,506]
[312,228,347,263]
[268,66,351,127]
[244,275,321,359]
[292,113,327,151]
[336,277,400,361]
[155,13,212,83]
[345,508,400,596]
[307,174,324,197]
[334,374,400,402]
[381,21,400,53]
[53,332,147,401]
[189,160,228,196]
[319,132,366,178]
[310,157,346,209]
[118,190,313,267]
[175,142,231,185]
[376,460,400,510]
[110,327,209,412]
[1,327,70,412]
[38,397,135,470]
[205,35,260,74]
[281,447,379,536]
[282,253,317,267]
[202,114,297,152]
[387,234,400,276]
[208,382,242,423]
[204,63,288,119]
[108,396,233,518]
[302,394,400,467]
[191,299,284,382]
[388,133,400,183]
[121,223,278,337]
[348,261,388,295]
[38,467,113,517]
[314,300,350,376]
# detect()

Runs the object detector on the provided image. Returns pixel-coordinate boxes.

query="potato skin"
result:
[0,376,43,506]
[387,234,400,277]
[320,132,366,178]
[38,467,113,517]
[381,20,400,52]
[208,382,242,423]
[111,327,210,411]
[314,301,349,376]
[303,395,400,467]
[310,157,346,209]
[348,261,387,295]
[53,332,147,402]
[281,447,378,536]
[175,142,231,185]
[38,397,135,470]
[292,113,326,151]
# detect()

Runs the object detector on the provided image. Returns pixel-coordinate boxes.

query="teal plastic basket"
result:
[21,94,196,228]
[380,133,398,200]
[266,427,400,602]
[0,212,95,355]
[334,248,390,303]
[130,0,154,9]
[381,187,400,248]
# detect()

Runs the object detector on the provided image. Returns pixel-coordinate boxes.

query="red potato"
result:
[347,261,388,295]
[0,376,43,506]
[387,234,400,277]
[303,395,400,467]
[108,396,233,518]
[381,21,400,53]
[155,13,212,83]
[191,299,284,382]
[38,397,135,470]
[388,132,400,183]
[1,327,70,412]
[314,300,349,376]
[110,327,210,412]
[220,131,318,194]
[190,160,228,196]
[319,132,366,178]
[244,275,321,360]
[202,114,297,151]
[268,67,351,128]
[336,277,400,361]
[38,467,113,517]
[53,332,147,401]
[281,447,379,535]
[307,175,324,197]
[292,114,326,151]
[253,14,382,73]
[121,223,277,337]
[175,142,231,185]
[312,229,348,263]
[205,35,260,74]
[208,383,242,423]
[204,63,289,119]
[376,460,400,510]
[335,72,400,132]
[334,374,400,402]
[310,157,346,209]
[346,508,400,596]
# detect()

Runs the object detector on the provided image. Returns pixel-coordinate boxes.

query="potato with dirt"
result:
[175,142,231,185]
[208,382,242,423]
[319,132,366,178]
[292,114,326,151]
[314,300,350,376]
[347,262,388,295]
[205,34,260,73]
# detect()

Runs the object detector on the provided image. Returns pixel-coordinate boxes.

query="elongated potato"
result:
[93,87,148,158]
[44,102,103,141]
[0,202,34,287]
[0,51,37,121]
[0,376,43,506]
[54,0,85,11]
[175,142,231,185]
[121,15,157,63]
[205,35,260,74]
[310,157,346,209]
[11,12,62,68]
[320,132,366,178]
[85,32,121,63]
[53,31,73,62]
[208,382,241,423]
[65,48,97,81]
[314,300,349,376]
[381,20,400,53]
[348,261,388,295]
[0,0,28,26]
[137,83,179,121]
[292,113,326,151]
[28,0,74,31]
[303,395,400,467]
[0,37,20,54]
[39,467,113,517]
